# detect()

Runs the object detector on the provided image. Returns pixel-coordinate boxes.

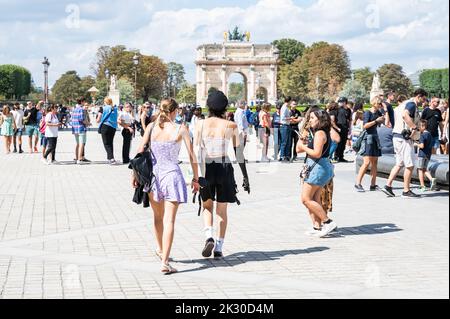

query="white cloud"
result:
[0,0,448,89]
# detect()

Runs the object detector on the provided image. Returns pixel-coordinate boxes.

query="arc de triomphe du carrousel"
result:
[195,28,280,107]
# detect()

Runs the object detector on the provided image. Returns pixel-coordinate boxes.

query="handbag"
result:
[98,107,114,134]
[352,130,367,153]
[300,136,331,180]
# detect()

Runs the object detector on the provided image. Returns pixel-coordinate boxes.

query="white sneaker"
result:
[305,228,322,236]
[319,221,337,238]
[430,178,438,191]
[76,160,83,165]
[41,158,48,165]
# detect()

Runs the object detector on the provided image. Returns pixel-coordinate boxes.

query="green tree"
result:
[377,64,413,96]
[300,42,351,102]
[92,45,167,102]
[228,83,245,104]
[118,78,134,104]
[51,71,83,105]
[339,79,368,103]
[419,68,449,97]
[441,69,449,98]
[272,39,306,65]
[176,84,197,104]
[0,64,32,99]
[166,62,186,98]
[353,67,374,93]
[278,61,308,102]
[79,76,96,102]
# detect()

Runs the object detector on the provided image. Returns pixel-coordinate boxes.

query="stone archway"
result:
[195,41,279,107]
[256,87,268,104]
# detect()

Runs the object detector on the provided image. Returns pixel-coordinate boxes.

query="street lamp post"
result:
[133,53,140,110]
[42,57,50,106]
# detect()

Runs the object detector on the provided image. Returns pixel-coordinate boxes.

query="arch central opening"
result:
[227,72,247,106]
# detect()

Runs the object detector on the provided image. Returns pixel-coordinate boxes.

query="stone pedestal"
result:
[109,89,120,107]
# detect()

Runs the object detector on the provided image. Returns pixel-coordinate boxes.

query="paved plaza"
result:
[0,131,448,299]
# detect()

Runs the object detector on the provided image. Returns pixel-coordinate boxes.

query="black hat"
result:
[207,90,228,111]
[338,97,348,103]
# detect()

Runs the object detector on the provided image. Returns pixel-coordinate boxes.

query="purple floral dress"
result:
[145,138,188,203]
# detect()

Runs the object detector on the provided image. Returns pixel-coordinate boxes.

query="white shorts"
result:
[393,137,416,168]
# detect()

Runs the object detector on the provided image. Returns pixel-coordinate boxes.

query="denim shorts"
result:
[25,125,39,136]
[303,157,334,187]
[432,137,440,149]
[74,133,87,144]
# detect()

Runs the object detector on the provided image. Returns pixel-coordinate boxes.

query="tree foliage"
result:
[176,84,197,104]
[51,71,83,105]
[92,45,167,102]
[278,61,308,102]
[377,64,413,96]
[0,64,32,99]
[353,67,374,93]
[300,42,351,102]
[339,79,368,103]
[272,39,306,65]
[166,62,186,98]
[228,82,245,104]
[419,68,449,98]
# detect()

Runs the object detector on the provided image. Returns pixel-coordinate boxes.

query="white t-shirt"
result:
[118,112,134,131]
[45,113,59,137]
[11,110,24,129]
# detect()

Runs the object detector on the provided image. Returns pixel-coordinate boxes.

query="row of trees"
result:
[50,45,189,105]
[274,39,415,103]
[419,69,449,98]
[0,65,32,99]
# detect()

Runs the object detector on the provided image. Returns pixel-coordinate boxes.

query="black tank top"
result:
[144,115,152,126]
[308,129,330,158]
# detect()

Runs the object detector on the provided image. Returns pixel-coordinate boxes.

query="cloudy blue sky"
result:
[0,0,448,88]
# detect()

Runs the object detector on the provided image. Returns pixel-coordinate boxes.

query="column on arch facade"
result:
[248,64,255,105]
[221,65,227,94]
[269,64,277,104]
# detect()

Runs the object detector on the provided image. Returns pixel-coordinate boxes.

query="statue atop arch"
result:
[227,26,249,42]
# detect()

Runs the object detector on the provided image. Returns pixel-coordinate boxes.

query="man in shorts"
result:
[24,101,39,153]
[382,89,428,199]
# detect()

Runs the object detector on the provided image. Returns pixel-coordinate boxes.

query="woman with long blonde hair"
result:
[133,98,199,274]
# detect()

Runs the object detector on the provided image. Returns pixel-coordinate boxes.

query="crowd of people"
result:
[1,88,448,274]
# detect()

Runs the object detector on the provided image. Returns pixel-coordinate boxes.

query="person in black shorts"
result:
[194,90,250,259]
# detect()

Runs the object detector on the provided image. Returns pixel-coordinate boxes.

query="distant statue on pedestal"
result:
[110,74,117,91]
[108,74,120,107]
[370,73,384,103]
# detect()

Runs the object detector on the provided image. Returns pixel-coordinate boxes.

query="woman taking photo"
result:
[133,98,199,275]
[194,90,250,259]
[42,105,60,164]
[355,97,386,192]
[297,109,336,237]
[99,97,118,164]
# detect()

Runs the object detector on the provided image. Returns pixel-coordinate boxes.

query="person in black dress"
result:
[355,97,387,192]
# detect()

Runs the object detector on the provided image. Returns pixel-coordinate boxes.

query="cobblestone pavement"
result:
[0,131,448,299]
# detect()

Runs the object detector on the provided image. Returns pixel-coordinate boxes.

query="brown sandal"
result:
[161,263,178,275]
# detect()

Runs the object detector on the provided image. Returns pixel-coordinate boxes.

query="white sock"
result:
[204,227,214,240]
[215,238,224,252]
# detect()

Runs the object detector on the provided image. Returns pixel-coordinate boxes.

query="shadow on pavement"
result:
[324,223,403,238]
[174,246,330,274]
[419,192,449,198]
[54,161,116,165]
